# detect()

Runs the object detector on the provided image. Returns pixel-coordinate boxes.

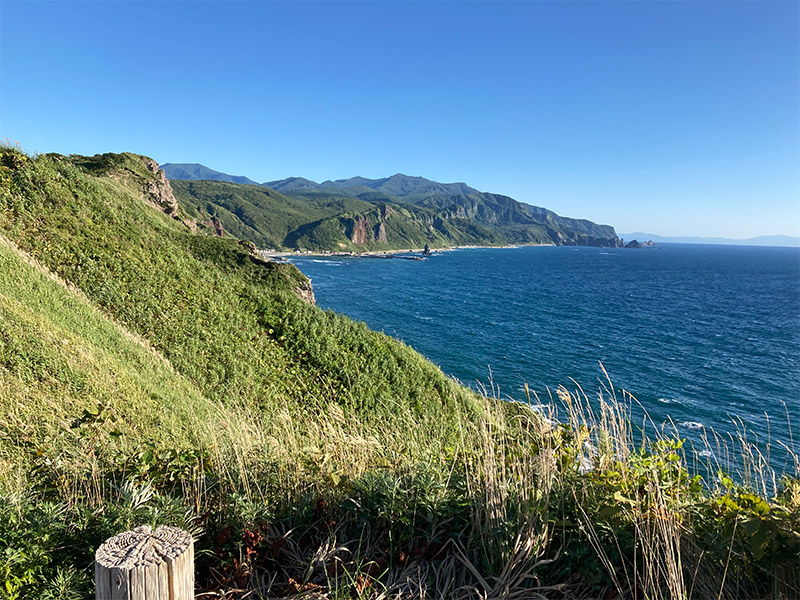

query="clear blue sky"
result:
[2,1,798,237]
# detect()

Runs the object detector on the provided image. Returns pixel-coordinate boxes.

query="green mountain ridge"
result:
[267,173,481,198]
[162,164,620,250]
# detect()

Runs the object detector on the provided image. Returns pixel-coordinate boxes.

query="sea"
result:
[290,244,800,477]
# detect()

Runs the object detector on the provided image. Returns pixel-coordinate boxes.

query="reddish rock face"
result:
[346,207,393,245]
[375,222,387,243]
[347,216,369,245]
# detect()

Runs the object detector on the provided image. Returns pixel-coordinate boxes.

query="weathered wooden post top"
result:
[95,525,194,599]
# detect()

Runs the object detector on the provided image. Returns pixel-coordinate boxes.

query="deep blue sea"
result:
[291,244,800,473]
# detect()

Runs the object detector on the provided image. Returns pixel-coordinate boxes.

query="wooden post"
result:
[95,525,194,599]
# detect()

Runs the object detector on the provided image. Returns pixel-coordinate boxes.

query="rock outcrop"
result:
[207,215,225,237]
[347,216,369,245]
[345,205,395,245]
[239,239,258,256]
[292,277,316,305]
[124,157,197,232]
[142,158,180,218]
[375,222,387,243]
[623,239,656,248]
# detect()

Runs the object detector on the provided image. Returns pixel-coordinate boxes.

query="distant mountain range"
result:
[160,163,259,186]
[162,163,621,250]
[265,173,479,198]
[619,232,800,248]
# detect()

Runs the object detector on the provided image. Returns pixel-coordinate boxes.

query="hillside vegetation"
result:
[1,147,798,599]
[163,165,621,251]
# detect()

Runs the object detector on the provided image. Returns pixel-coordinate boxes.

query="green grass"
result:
[0,146,798,599]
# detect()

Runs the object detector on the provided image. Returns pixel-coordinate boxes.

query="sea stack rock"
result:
[423,244,431,256]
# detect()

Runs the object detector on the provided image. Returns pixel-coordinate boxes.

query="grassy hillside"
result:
[0,147,486,596]
[171,179,376,249]
[1,146,798,599]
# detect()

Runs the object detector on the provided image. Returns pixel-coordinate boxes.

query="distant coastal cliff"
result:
[163,164,622,251]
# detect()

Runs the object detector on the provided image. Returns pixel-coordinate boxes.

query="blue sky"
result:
[1,1,798,237]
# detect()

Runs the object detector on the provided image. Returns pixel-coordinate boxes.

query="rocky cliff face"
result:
[347,215,370,245]
[374,222,387,243]
[128,157,199,232]
[345,205,395,245]
[292,277,316,305]
[142,158,180,217]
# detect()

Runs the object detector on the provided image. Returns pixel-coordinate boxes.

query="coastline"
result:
[261,242,555,260]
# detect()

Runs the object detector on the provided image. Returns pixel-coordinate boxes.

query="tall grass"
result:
[2,349,798,597]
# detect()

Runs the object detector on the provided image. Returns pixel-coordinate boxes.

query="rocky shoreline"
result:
[259,242,556,261]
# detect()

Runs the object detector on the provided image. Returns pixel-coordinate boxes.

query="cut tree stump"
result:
[95,525,194,599]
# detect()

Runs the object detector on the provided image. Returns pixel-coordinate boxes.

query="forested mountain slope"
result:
[165,165,621,250]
